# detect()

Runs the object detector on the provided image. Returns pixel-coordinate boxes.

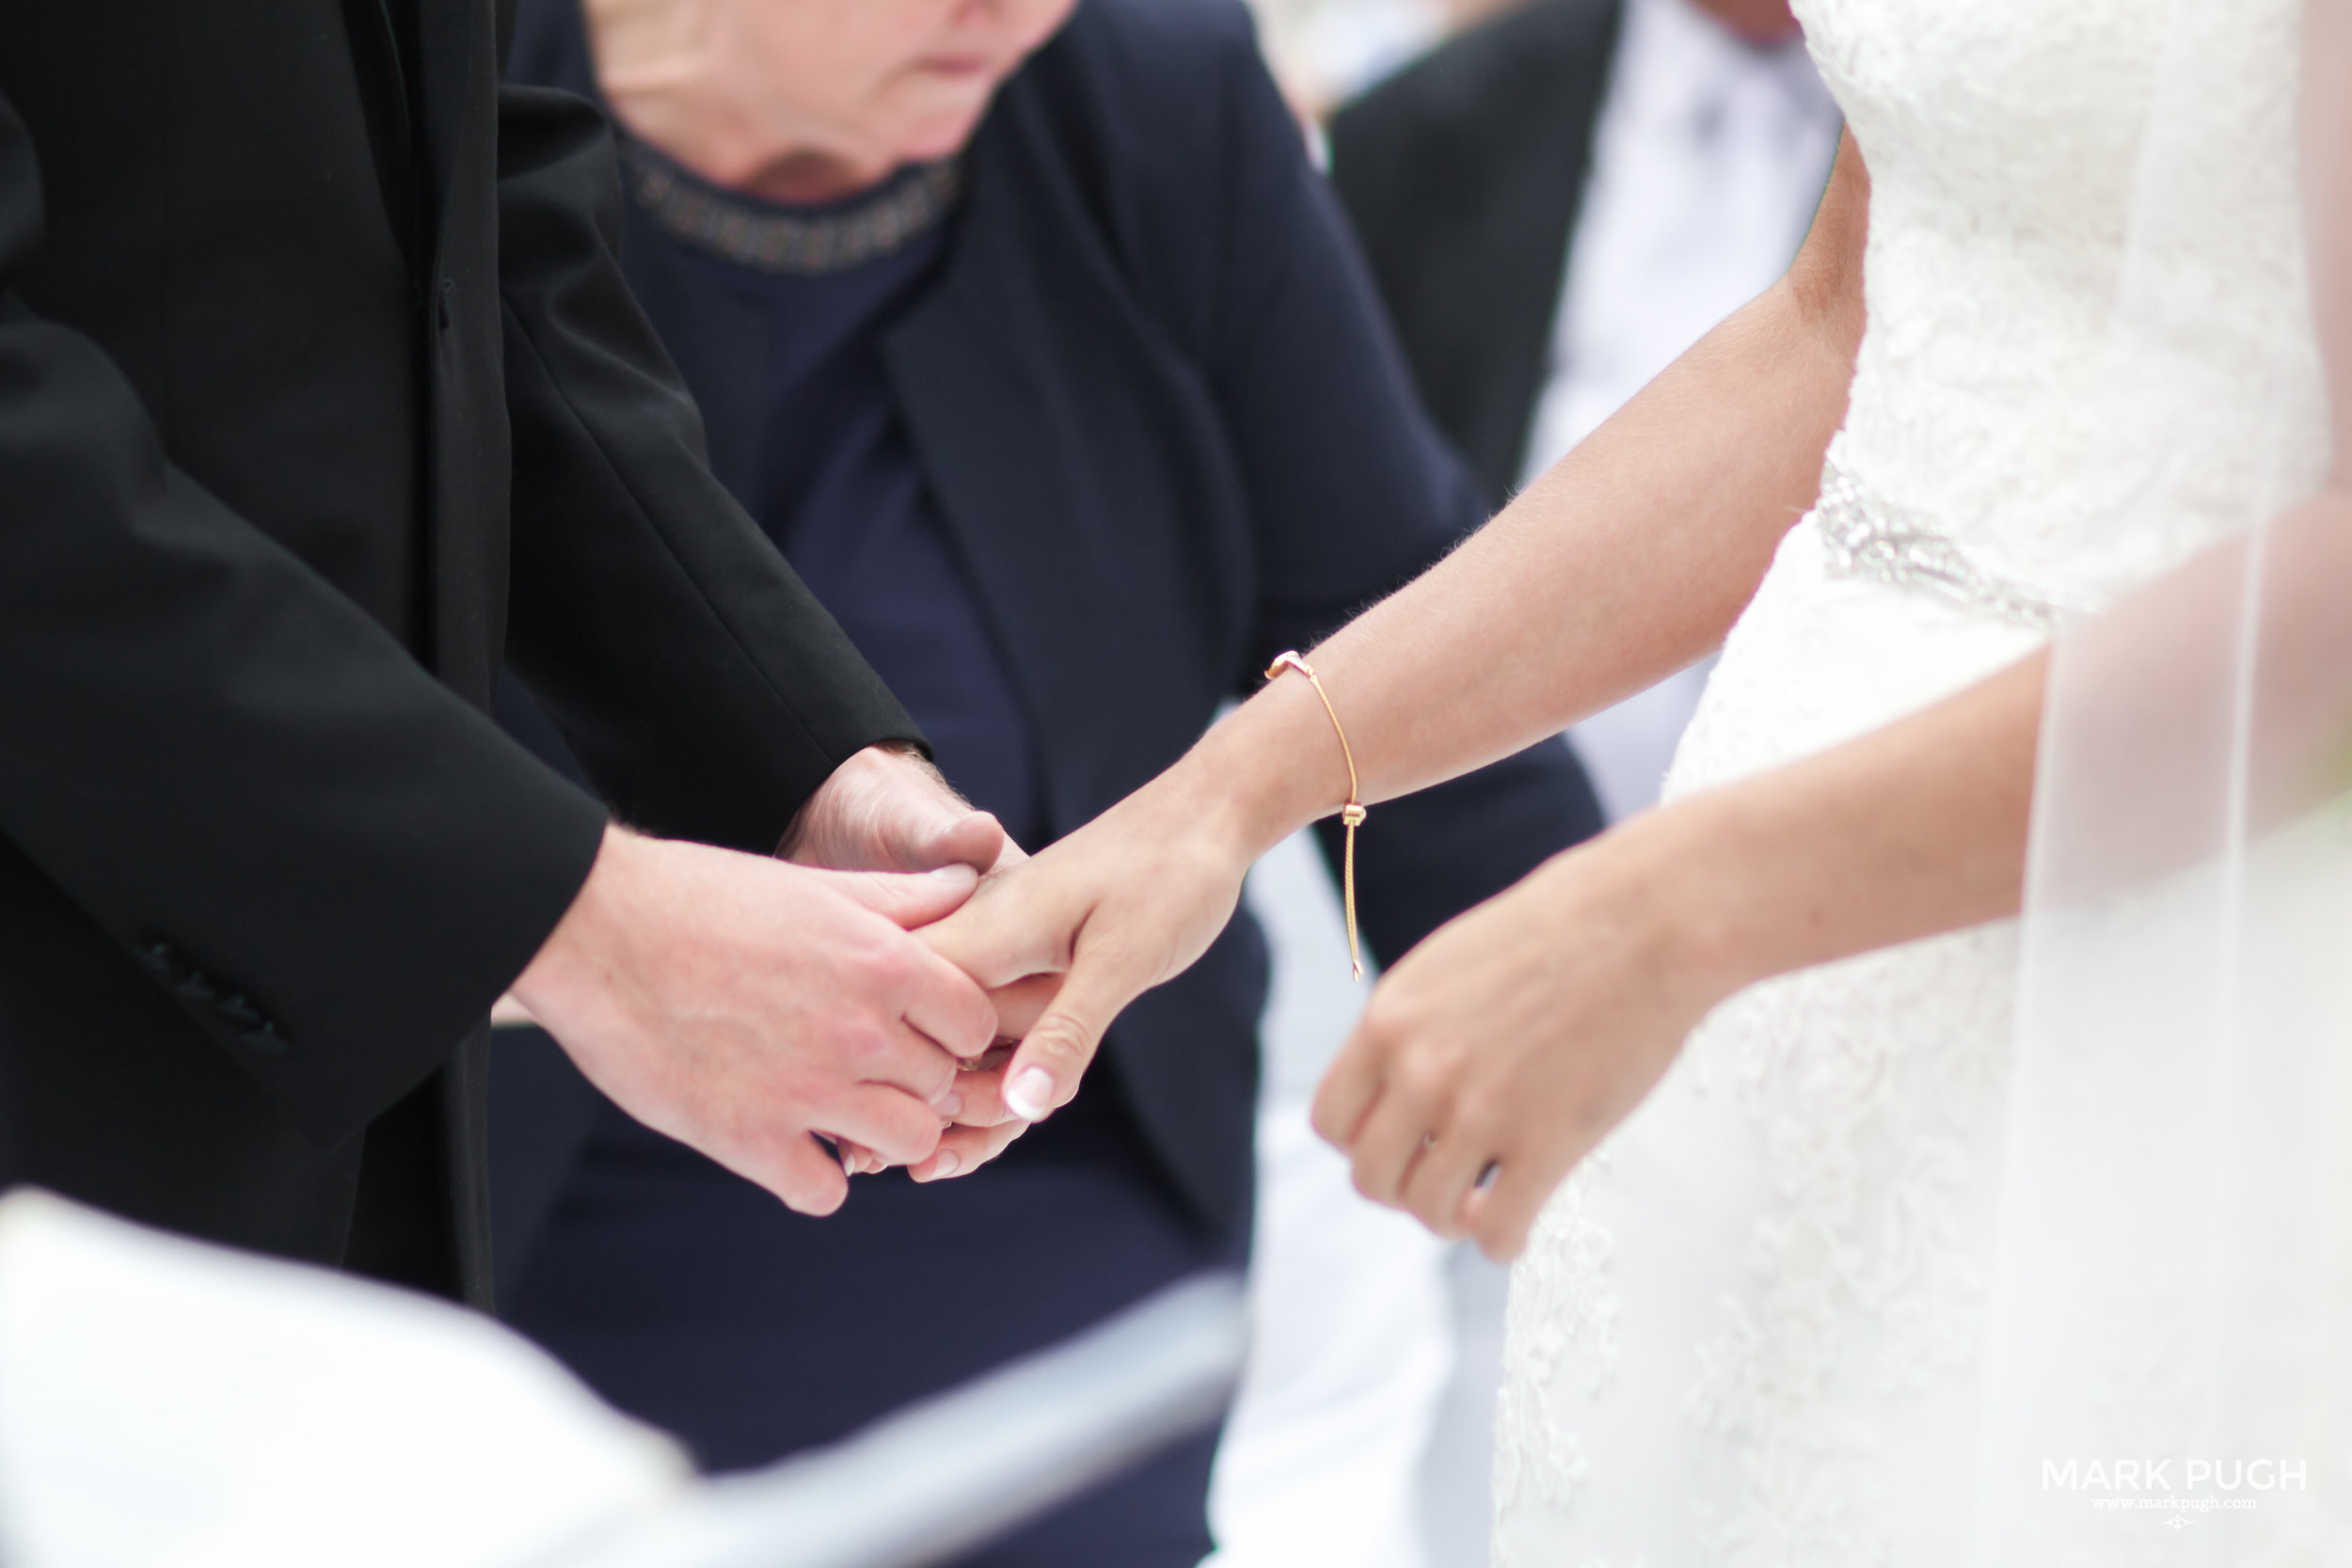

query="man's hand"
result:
[512,825,998,1216]
[781,743,1009,875]
[780,743,1037,1178]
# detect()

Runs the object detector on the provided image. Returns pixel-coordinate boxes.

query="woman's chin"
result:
[881,71,1009,162]
[894,107,993,166]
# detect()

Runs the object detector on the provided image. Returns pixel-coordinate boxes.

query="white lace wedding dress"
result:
[1490,1,2332,1563]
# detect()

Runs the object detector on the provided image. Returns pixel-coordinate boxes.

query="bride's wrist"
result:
[1142,743,1302,873]
[1173,681,1359,863]
[1594,801,1777,1009]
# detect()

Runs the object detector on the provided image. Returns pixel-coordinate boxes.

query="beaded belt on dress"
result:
[1813,460,2094,632]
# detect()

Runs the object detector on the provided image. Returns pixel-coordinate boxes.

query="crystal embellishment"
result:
[1814,462,2093,631]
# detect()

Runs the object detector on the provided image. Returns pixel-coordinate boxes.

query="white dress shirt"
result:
[1528,0,1841,823]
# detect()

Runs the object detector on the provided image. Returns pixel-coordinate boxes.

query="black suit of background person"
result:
[1328,0,1625,509]
[485,0,1604,1560]
[0,0,949,1303]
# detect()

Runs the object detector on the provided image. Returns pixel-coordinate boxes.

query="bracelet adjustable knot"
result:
[1266,650,1369,979]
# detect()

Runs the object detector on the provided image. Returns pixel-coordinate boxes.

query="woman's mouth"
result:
[915,51,996,81]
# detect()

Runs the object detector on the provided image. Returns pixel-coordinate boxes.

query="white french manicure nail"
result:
[1006,1067,1054,1121]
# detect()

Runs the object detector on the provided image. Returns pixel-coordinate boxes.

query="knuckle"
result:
[829,1019,888,1071]
[1357,994,1411,1052]
[1411,1194,1464,1241]
[1479,1193,1537,1262]
[840,923,908,980]
[1453,1081,1505,1137]
[713,1081,794,1149]
[882,1119,943,1166]
[861,939,919,997]
[944,1003,996,1059]
[916,1053,960,1100]
[1021,1021,1090,1070]
[778,1163,846,1217]
[1390,1054,1456,1115]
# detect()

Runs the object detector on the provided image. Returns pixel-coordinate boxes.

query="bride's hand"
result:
[1311,822,1734,1261]
[904,662,1361,1175]
[914,780,1260,1143]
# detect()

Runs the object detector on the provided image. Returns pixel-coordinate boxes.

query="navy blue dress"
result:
[494,2,1608,1562]
[496,140,1230,1568]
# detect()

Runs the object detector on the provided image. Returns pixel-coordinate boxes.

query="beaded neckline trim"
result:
[618,140,964,277]
[1814,462,2096,632]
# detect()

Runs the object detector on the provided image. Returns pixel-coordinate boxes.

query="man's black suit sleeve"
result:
[494,85,923,852]
[0,91,609,1148]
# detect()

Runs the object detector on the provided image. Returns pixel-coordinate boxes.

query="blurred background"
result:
[1243,0,1524,122]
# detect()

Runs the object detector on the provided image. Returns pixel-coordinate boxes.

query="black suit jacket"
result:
[1328,0,1625,507]
[499,0,1604,1251]
[0,0,914,1303]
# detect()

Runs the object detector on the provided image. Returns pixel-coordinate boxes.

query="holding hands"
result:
[915,766,1264,1131]
[512,824,989,1216]
[513,744,1017,1217]
[902,728,1737,1262]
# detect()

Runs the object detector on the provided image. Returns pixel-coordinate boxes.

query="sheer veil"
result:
[1967,0,2352,1559]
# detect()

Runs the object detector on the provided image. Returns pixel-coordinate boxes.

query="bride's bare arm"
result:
[1311,10,2352,1259]
[913,137,1870,1154]
[1214,131,1871,826]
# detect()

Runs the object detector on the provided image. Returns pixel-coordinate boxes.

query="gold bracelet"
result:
[1265,650,1370,979]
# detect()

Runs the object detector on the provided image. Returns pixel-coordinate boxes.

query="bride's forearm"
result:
[1634,486,2352,1002]
[1181,134,1871,851]
[1632,650,2046,1000]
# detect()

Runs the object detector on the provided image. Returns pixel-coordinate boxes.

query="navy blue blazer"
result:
[505,0,1603,1243]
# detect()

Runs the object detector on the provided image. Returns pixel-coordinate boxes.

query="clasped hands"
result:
[516,738,1727,1259]
[507,739,1238,1221]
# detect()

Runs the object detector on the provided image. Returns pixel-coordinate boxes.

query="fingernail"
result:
[838,1146,857,1178]
[931,1149,961,1179]
[938,1090,963,1119]
[1006,1067,1054,1121]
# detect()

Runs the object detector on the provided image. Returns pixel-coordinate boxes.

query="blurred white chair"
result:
[0,1189,685,1568]
[0,1189,1243,1568]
